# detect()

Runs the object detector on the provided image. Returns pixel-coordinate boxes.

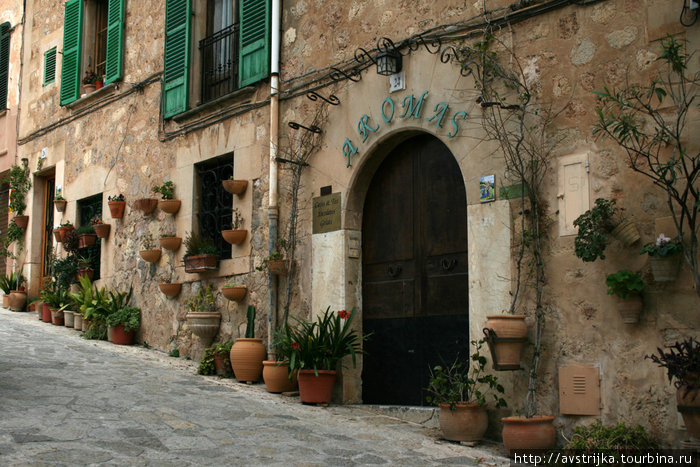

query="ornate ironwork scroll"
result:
[306,91,340,105]
[288,121,322,134]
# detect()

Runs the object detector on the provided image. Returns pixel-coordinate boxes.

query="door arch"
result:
[361,134,469,405]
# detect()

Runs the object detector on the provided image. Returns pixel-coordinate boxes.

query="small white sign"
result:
[348,238,361,259]
[41,147,47,159]
[389,71,405,93]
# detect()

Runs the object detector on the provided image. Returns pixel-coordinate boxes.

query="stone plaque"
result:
[313,192,341,234]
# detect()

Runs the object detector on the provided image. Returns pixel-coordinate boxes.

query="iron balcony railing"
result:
[199,23,240,104]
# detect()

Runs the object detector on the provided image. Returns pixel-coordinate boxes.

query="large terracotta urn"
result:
[438,403,488,442]
[230,338,266,383]
[483,315,527,370]
[502,416,556,456]
[262,361,297,393]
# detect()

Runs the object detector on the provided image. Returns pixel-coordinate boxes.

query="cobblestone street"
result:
[0,309,508,466]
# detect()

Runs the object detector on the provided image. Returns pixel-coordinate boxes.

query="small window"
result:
[0,22,11,110]
[77,194,103,280]
[195,154,233,260]
[44,47,57,86]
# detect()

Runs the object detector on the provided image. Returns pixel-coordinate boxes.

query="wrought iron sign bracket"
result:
[306,91,340,105]
[288,121,323,134]
[274,156,309,167]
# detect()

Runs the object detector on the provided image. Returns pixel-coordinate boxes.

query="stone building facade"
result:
[7,0,700,446]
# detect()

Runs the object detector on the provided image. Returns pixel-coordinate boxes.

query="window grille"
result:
[195,155,233,260]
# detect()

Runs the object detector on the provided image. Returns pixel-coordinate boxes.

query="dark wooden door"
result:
[362,135,469,406]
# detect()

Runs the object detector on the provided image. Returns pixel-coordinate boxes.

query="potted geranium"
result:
[185,285,221,345]
[108,193,126,219]
[222,176,248,195]
[605,270,644,324]
[640,233,682,282]
[647,338,700,439]
[153,180,181,214]
[426,339,507,443]
[573,198,640,262]
[230,306,266,383]
[282,307,369,404]
[183,232,219,273]
[221,208,247,245]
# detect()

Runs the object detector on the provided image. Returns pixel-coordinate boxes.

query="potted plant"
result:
[283,307,369,404]
[8,271,28,312]
[426,339,507,443]
[139,233,161,263]
[185,285,221,345]
[54,194,67,212]
[183,232,219,273]
[76,224,97,249]
[134,195,158,214]
[573,198,640,262]
[565,422,659,457]
[82,69,97,93]
[605,270,644,324]
[640,233,682,282]
[153,180,181,214]
[159,233,182,251]
[211,340,234,377]
[222,176,248,196]
[159,273,182,297]
[95,74,104,90]
[4,164,32,229]
[41,282,69,326]
[76,252,94,281]
[0,272,16,308]
[264,325,299,393]
[106,305,140,345]
[257,238,289,275]
[482,314,528,371]
[108,194,126,219]
[647,338,700,439]
[91,217,111,239]
[57,221,74,242]
[221,277,246,302]
[221,208,247,245]
[59,294,79,328]
[230,306,266,383]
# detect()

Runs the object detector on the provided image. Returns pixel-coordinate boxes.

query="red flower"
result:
[291,342,301,350]
[338,309,349,319]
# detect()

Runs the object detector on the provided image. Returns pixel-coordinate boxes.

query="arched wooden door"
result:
[362,134,469,406]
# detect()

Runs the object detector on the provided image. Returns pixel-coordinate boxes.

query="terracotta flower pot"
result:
[2,294,8,308]
[267,259,289,275]
[616,295,642,324]
[41,303,52,323]
[230,338,267,383]
[78,233,97,248]
[50,308,64,326]
[222,229,247,245]
[502,416,556,456]
[73,313,83,329]
[108,200,126,219]
[213,353,233,377]
[63,310,75,328]
[298,369,337,404]
[263,361,298,393]
[54,199,67,212]
[58,225,74,241]
[77,268,94,281]
[185,312,221,345]
[139,249,162,263]
[184,254,219,273]
[13,215,29,229]
[159,282,182,297]
[159,236,182,251]
[611,219,640,247]
[134,198,158,214]
[82,319,92,332]
[53,228,62,242]
[158,199,181,214]
[438,403,488,442]
[222,179,248,195]
[483,315,527,370]
[112,324,135,345]
[84,83,96,93]
[650,256,680,282]
[93,223,111,239]
[222,286,247,302]
[677,386,700,439]
[9,291,27,311]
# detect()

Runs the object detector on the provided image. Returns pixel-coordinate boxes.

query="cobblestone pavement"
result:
[0,309,509,466]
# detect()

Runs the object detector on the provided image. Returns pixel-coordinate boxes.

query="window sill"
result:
[66,83,117,111]
[0,109,7,118]
[171,86,256,123]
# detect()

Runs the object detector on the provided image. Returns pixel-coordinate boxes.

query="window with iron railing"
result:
[78,194,103,280]
[199,23,240,104]
[195,155,233,260]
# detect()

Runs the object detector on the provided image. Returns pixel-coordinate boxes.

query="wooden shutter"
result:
[44,48,57,86]
[60,0,83,106]
[238,0,270,87]
[163,0,191,118]
[104,0,125,84]
[557,153,590,236]
[0,22,10,110]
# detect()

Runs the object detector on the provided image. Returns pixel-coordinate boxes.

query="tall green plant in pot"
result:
[605,270,644,324]
[4,164,31,229]
[230,306,267,383]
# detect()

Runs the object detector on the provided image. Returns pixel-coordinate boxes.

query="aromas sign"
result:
[341,90,469,167]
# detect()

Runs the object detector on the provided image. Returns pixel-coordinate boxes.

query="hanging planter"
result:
[78,233,97,249]
[610,219,640,247]
[58,224,74,241]
[184,254,219,273]
[222,286,247,302]
[222,229,247,245]
[153,181,180,214]
[267,259,289,276]
[159,282,182,297]
[158,199,181,214]
[159,236,182,251]
[649,256,680,282]
[139,249,162,263]
[134,198,158,214]
[108,200,126,218]
[482,315,527,371]
[53,228,62,242]
[93,223,111,239]
[13,215,29,229]
[185,312,221,345]
[54,199,67,212]
[222,179,248,195]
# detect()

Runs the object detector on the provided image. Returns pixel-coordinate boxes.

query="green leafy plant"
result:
[59,220,73,227]
[4,164,31,216]
[0,271,23,292]
[153,180,175,200]
[83,322,107,340]
[0,220,25,258]
[565,422,659,451]
[639,234,682,258]
[425,339,507,410]
[75,224,96,235]
[223,277,241,288]
[256,238,287,271]
[106,305,141,333]
[573,199,623,262]
[169,349,180,358]
[183,232,219,258]
[51,255,78,290]
[201,340,234,377]
[54,194,65,201]
[605,270,644,299]
[160,232,176,238]
[277,307,370,375]
[185,285,217,313]
[646,337,700,392]
[198,347,216,375]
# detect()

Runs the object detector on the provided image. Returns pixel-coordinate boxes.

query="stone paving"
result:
[0,308,509,466]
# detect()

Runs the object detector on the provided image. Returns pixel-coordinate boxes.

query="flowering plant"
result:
[274,307,370,374]
[640,234,682,258]
[108,193,125,202]
[185,285,217,313]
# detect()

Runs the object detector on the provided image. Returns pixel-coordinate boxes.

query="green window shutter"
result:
[238,0,270,88]
[163,0,191,118]
[43,47,57,86]
[0,22,10,110]
[60,0,83,106]
[104,0,125,84]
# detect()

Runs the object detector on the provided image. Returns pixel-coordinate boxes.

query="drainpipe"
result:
[267,0,281,358]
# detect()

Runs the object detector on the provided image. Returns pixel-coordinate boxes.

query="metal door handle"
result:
[387,265,402,278]
[440,258,456,271]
